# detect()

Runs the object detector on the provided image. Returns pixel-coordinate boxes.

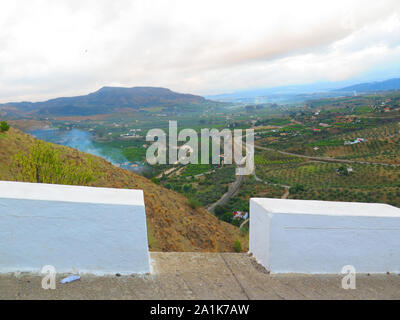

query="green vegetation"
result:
[307,139,344,147]
[212,175,284,227]
[255,151,302,165]
[122,147,146,162]
[255,117,292,126]
[188,198,201,209]
[0,121,10,132]
[12,141,95,185]
[256,161,399,189]
[234,240,242,253]
[181,164,213,177]
[158,165,236,207]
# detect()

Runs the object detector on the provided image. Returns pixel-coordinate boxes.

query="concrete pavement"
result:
[1,253,400,300]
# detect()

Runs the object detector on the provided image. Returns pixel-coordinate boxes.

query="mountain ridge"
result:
[206,77,400,103]
[335,78,400,92]
[0,86,208,117]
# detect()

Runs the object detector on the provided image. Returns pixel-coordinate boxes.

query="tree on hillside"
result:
[12,141,95,185]
[0,121,10,132]
[291,183,305,193]
[214,205,226,217]
[336,166,349,176]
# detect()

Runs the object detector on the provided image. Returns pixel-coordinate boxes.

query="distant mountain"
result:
[206,81,355,103]
[207,78,400,103]
[1,86,208,117]
[335,78,400,92]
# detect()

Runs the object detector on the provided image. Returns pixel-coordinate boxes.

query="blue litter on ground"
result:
[60,275,81,284]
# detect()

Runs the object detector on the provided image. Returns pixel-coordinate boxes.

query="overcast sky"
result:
[1,0,400,102]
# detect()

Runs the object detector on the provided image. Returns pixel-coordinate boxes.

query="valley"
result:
[3,85,400,238]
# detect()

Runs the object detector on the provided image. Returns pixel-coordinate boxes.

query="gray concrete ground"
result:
[1,252,400,300]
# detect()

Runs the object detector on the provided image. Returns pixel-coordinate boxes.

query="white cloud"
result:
[0,0,400,102]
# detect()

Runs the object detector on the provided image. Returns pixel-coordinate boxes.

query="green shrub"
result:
[0,121,10,132]
[233,240,242,253]
[12,140,94,185]
[188,198,201,209]
[337,166,349,176]
[291,183,305,193]
[221,212,233,223]
[214,205,226,216]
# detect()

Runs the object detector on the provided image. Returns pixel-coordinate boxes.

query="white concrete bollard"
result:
[0,181,150,275]
[250,198,400,274]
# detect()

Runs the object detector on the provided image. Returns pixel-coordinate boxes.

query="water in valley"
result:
[27,128,145,173]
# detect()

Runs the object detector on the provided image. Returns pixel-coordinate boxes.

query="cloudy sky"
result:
[1,0,400,102]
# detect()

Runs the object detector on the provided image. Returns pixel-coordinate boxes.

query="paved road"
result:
[207,135,252,213]
[2,253,399,300]
[207,174,245,213]
[281,187,290,199]
[156,166,179,179]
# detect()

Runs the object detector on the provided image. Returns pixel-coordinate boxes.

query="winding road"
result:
[207,174,245,213]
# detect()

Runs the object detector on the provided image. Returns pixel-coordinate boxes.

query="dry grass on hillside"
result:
[0,127,248,252]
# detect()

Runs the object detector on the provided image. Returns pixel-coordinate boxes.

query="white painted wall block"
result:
[250,198,400,274]
[0,181,150,275]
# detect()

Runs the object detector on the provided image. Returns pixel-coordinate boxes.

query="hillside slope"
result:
[0,127,248,252]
